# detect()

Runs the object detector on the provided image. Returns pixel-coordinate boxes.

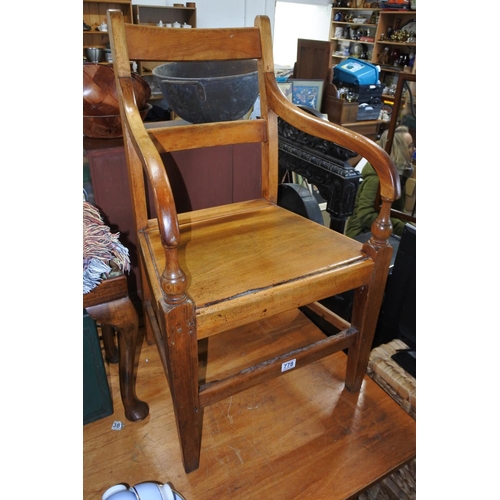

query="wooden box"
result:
[323,95,358,124]
[322,83,358,124]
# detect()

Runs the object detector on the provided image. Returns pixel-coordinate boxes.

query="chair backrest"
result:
[107,11,400,298]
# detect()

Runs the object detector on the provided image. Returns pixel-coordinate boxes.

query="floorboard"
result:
[83,309,416,500]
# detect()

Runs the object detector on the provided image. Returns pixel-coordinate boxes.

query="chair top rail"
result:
[124,23,262,62]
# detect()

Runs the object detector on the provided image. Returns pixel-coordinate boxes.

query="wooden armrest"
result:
[263,72,400,205]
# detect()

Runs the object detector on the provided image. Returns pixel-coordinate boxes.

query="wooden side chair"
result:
[108,11,400,473]
[83,201,148,422]
[84,273,149,422]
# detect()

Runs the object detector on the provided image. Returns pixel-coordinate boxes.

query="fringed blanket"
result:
[83,201,131,294]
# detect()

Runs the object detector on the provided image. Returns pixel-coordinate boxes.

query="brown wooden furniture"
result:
[108,10,400,474]
[294,38,333,100]
[384,73,416,155]
[294,38,333,81]
[330,6,417,82]
[379,72,416,224]
[84,274,149,422]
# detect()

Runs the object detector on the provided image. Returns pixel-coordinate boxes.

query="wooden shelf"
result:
[132,4,197,75]
[83,0,132,62]
[84,0,130,3]
[332,37,375,44]
[377,65,414,75]
[377,40,416,47]
[334,7,381,10]
[332,22,378,27]
[379,9,414,14]
[132,4,197,26]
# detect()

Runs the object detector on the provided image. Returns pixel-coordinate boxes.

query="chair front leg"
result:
[158,297,202,473]
[345,243,393,392]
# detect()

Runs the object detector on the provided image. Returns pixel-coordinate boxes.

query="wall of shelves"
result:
[330,6,416,85]
[373,10,415,75]
[83,1,197,68]
[331,7,380,62]
[132,5,197,75]
[132,4,196,27]
[83,0,133,52]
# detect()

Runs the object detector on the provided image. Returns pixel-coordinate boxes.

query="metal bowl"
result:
[85,47,103,63]
[152,60,258,123]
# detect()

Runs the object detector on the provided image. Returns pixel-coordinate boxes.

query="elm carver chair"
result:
[108,10,400,474]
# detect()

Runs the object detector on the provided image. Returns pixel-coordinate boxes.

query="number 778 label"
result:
[281,359,296,372]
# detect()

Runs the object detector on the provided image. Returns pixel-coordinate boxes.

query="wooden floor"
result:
[83,309,416,500]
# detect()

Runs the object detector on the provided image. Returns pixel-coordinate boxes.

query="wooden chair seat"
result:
[141,200,372,336]
[108,11,402,474]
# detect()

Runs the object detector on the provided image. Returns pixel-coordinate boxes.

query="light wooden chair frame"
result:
[108,10,400,473]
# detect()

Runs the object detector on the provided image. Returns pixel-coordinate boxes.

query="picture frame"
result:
[289,79,324,112]
[277,81,293,102]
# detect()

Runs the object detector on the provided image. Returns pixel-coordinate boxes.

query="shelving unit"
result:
[330,7,380,64]
[132,4,196,27]
[373,10,416,76]
[132,5,197,75]
[330,6,416,82]
[328,4,416,130]
[83,0,132,54]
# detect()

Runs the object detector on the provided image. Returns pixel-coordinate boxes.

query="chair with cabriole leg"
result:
[107,10,400,474]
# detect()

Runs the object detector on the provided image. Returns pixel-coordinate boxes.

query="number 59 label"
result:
[281,359,296,372]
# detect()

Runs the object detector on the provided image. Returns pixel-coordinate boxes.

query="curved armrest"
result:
[119,77,187,303]
[263,73,400,246]
[265,73,399,203]
[109,8,187,304]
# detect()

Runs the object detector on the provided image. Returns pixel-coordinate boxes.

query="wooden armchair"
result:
[107,11,400,474]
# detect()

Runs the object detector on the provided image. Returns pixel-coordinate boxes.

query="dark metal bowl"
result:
[152,60,258,123]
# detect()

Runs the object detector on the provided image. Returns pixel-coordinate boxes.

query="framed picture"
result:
[277,81,293,102]
[289,79,324,111]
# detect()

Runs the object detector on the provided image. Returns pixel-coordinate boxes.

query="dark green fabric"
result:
[83,311,113,425]
[345,162,407,238]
